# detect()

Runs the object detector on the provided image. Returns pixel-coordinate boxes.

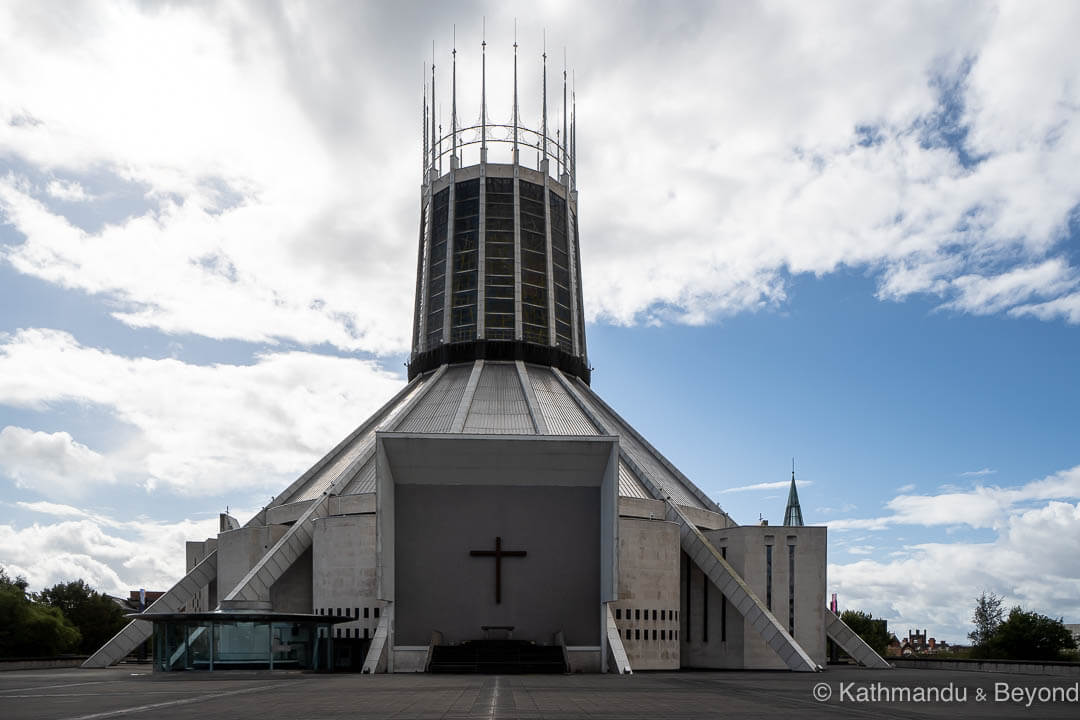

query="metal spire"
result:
[542,31,547,171]
[451,25,458,166]
[481,18,487,160]
[422,64,428,179]
[571,79,576,187]
[784,459,805,526]
[562,48,567,178]
[431,44,436,174]
[512,20,519,162]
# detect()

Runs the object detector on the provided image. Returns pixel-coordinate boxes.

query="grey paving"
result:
[2,665,1078,719]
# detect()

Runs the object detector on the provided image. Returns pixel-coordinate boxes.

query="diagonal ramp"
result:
[552,368,819,672]
[221,496,329,606]
[81,551,218,668]
[605,604,633,674]
[825,609,892,668]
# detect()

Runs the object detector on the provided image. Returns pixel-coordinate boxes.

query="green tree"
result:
[37,579,128,655]
[985,606,1077,661]
[968,591,1005,647]
[839,609,891,656]
[0,567,81,658]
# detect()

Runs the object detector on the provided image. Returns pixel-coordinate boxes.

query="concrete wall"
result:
[312,514,380,642]
[567,648,602,673]
[394,484,601,646]
[271,546,312,613]
[216,524,289,604]
[185,539,216,611]
[681,549,742,668]
[890,658,1080,676]
[611,517,680,670]
[681,526,826,669]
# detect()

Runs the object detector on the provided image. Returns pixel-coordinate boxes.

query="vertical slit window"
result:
[721,547,727,642]
[685,553,691,638]
[570,208,585,354]
[703,570,708,643]
[519,180,548,345]
[788,544,796,636]
[450,179,480,342]
[425,187,450,348]
[766,545,773,611]
[484,177,516,340]
[549,191,572,352]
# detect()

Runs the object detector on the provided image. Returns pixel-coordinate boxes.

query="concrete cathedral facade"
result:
[84,45,889,675]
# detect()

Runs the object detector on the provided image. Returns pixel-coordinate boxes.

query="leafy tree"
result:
[0,567,81,658]
[38,579,128,655]
[839,609,891,656]
[968,591,1005,647]
[984,607,1077,661]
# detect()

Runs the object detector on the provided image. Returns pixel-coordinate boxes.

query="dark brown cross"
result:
[469,536,527,604]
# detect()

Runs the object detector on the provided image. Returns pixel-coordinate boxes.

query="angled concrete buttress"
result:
[605,604,633,674]
[221,496,330,607]
[667,500,819,671]
[362,612,391,673]
[552,368,819,673]
[825,609,892,668]
[81,551,219,668]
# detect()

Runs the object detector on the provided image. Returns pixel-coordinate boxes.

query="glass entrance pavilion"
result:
[133,611,347,672]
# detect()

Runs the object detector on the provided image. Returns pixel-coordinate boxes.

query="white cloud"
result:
[720,479,811,494]
[829,465,1080,531]
[959,468,996,478]
[0,328,404,496]
[895,484,916,492]
[0,2,1077,351]
[0,512,220,595]
[44,178,90,202]
[0,426,115,499]
[831,498,1080,643]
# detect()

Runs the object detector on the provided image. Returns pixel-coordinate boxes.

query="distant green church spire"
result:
[784,459,804,526]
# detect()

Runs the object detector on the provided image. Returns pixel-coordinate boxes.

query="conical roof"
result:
[784,470,804,526]
[268,359,731,522]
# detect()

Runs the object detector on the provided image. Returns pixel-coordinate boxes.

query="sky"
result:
[1,1,1078,644]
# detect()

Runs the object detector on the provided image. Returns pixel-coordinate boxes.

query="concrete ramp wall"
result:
[825,609,892,668]
[81,551,218,668]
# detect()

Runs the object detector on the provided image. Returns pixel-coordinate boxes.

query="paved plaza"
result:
[2,665,1078,719]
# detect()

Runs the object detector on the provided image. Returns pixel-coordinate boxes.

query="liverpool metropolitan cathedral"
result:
[85,44,888,675]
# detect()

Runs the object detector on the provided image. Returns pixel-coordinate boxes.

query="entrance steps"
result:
[428,640,567,674]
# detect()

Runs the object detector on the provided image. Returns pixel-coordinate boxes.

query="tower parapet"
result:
[408,37,589,383]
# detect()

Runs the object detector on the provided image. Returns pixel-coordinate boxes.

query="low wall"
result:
[0,656,88,671]
[892,657,1080,676]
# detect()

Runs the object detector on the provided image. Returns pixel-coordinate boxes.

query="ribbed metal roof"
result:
[276,361,721,515]
[396,363,471,433]
[288,377,430,503]
[530,366,597,435]
[463,363,534,434]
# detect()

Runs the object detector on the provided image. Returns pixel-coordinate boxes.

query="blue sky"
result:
[1,1,1079,643]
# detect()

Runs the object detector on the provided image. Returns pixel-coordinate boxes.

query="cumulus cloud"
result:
[829,466,1080,639]
[0,2,1078,352]
[44,178,90,202]
[829,465,1080,531]
[832,500,1080,642]
[721,479,811,493]
[0,426,116,499]
[0,328,404,496]
[0,509,220,595]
